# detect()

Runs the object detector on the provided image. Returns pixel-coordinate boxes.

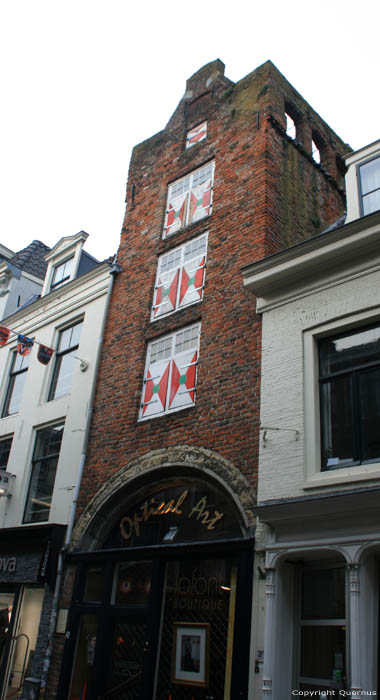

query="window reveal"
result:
[163,162,214,238]
[139,324,200,420]
[152,234,207,320]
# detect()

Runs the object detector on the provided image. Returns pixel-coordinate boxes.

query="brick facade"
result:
[77,59,348,508]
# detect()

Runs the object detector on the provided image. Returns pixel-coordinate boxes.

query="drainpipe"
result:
[39,256,121,698]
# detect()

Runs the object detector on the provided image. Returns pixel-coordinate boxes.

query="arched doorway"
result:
[58,464,255,700]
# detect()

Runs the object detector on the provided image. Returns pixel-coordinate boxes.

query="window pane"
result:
[363,190,380,215]
[300,626,345,681]
[112,561,153,606]
[84,567,105,603]
[360,157,380,195]
[51,353,76,398]
[5,372,28,416]
[359,368,380,461]
[320,325,380,376]
[320,377,354,469]
[302,569,345,620]
[68,615,98,700]
[0,438,12,470]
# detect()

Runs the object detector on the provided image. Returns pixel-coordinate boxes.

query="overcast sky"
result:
[1,0,379,262]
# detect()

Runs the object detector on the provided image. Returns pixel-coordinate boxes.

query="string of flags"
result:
[0,325,54,365]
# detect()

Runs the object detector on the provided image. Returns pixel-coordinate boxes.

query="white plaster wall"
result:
[258,264,380,503]
[0,264,109,527]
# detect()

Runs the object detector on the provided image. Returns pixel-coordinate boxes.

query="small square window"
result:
[186,122,207,149]
[23,423,64,523]
[2,351,30,417]
[152,234,207,320]
[163,163,214,238]
[359,155,380,216]
[319,324,380,470]
[48,322,83,400]
[139,324,200,420]
[51,258,73,290]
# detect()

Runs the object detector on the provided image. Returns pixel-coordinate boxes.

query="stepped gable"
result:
[10,240,50,279]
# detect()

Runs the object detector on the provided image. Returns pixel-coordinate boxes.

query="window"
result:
[319,324,380,470]
[359,155,380,216]
[298,567,346,691]
[152,234,207,320]
[139,324,200,420]
[285,112,296,140]
[163,162,214,238]
[311,139,321,164]
[49,321,83,400]
[186,121,207,149]
[50,257,73,290]
[0,436,12,470]
[24,423,64,523]
[2,352,30,417]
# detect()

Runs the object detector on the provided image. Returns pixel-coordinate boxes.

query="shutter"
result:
[164,192,188,236]
[168,351,198,410]
[178,255,206,308]
[186,122,207,148]
[152,269,179,318]
[140,360,170,417]
[189,179,212,223]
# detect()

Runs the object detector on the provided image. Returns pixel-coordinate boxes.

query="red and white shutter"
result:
[164,192,188,237]
[152,269,179,319]
[189,179,212,224]
[178,255,206,308]
[168,350,198,410]
[140,359,170,418]
[186,122,207,148]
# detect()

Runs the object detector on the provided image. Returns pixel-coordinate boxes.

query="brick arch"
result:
[72,445,256,551]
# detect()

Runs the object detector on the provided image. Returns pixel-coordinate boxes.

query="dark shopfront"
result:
[58,471,254,700]
[0,524,65,700]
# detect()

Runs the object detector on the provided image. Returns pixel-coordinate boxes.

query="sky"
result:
[1,0,379,262]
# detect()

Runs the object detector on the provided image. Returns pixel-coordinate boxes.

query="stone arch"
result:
[72,445,256,550]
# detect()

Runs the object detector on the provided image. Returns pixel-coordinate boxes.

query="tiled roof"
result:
[10,240,50,279]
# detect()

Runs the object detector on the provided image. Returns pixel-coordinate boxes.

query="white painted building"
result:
[0,231,116,700]
[244,139,380,699]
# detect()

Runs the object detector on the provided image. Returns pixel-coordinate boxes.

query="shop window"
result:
[0,436,12,470]
[163,162,214,238]
[50,257,74,290]
[186,121,207,149]
[48,321,83,400]
[2,351,30,417]
[359,154,380,216]
[299,567,346,691]
[139,324,200,420]
[152,234,207,320]
[23,423,64,523]
[319,323,380,470]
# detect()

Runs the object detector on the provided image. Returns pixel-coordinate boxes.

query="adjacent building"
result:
[243,139,380,697]
[0,232,115,700]
[51,60,349,700]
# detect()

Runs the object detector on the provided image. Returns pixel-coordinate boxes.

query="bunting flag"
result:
[37,344,54,365]
[0,326,10,346]
[17,334,34,356]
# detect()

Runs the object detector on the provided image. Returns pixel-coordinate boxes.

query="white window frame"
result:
[151,233,208,321]
[163,162,214,238]
[358,154,380,217]
[304,311,380,490]
[139,323,200,421]
[50,256,74,290]
[186,121,207,149]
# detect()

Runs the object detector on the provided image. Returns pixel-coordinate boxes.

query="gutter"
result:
[39,255,121,697]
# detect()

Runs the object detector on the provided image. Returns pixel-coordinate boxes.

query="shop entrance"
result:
[60,471,254,700]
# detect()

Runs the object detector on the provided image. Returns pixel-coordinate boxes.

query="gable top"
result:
[41,230,100,296]
[10,240,50,280]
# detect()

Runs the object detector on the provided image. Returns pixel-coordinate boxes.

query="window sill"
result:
[304,461,380,490]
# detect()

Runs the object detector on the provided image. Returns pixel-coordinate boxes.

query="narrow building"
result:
[54,60,348,700]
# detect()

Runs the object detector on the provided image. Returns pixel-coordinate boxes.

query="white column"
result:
[348,563,362,700]
[262,568,276,698]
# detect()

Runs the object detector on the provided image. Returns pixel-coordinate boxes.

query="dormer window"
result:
[359,155,380,216]
[51,257,73,290]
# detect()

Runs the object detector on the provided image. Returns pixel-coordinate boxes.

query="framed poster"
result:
[172,622,210,687]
